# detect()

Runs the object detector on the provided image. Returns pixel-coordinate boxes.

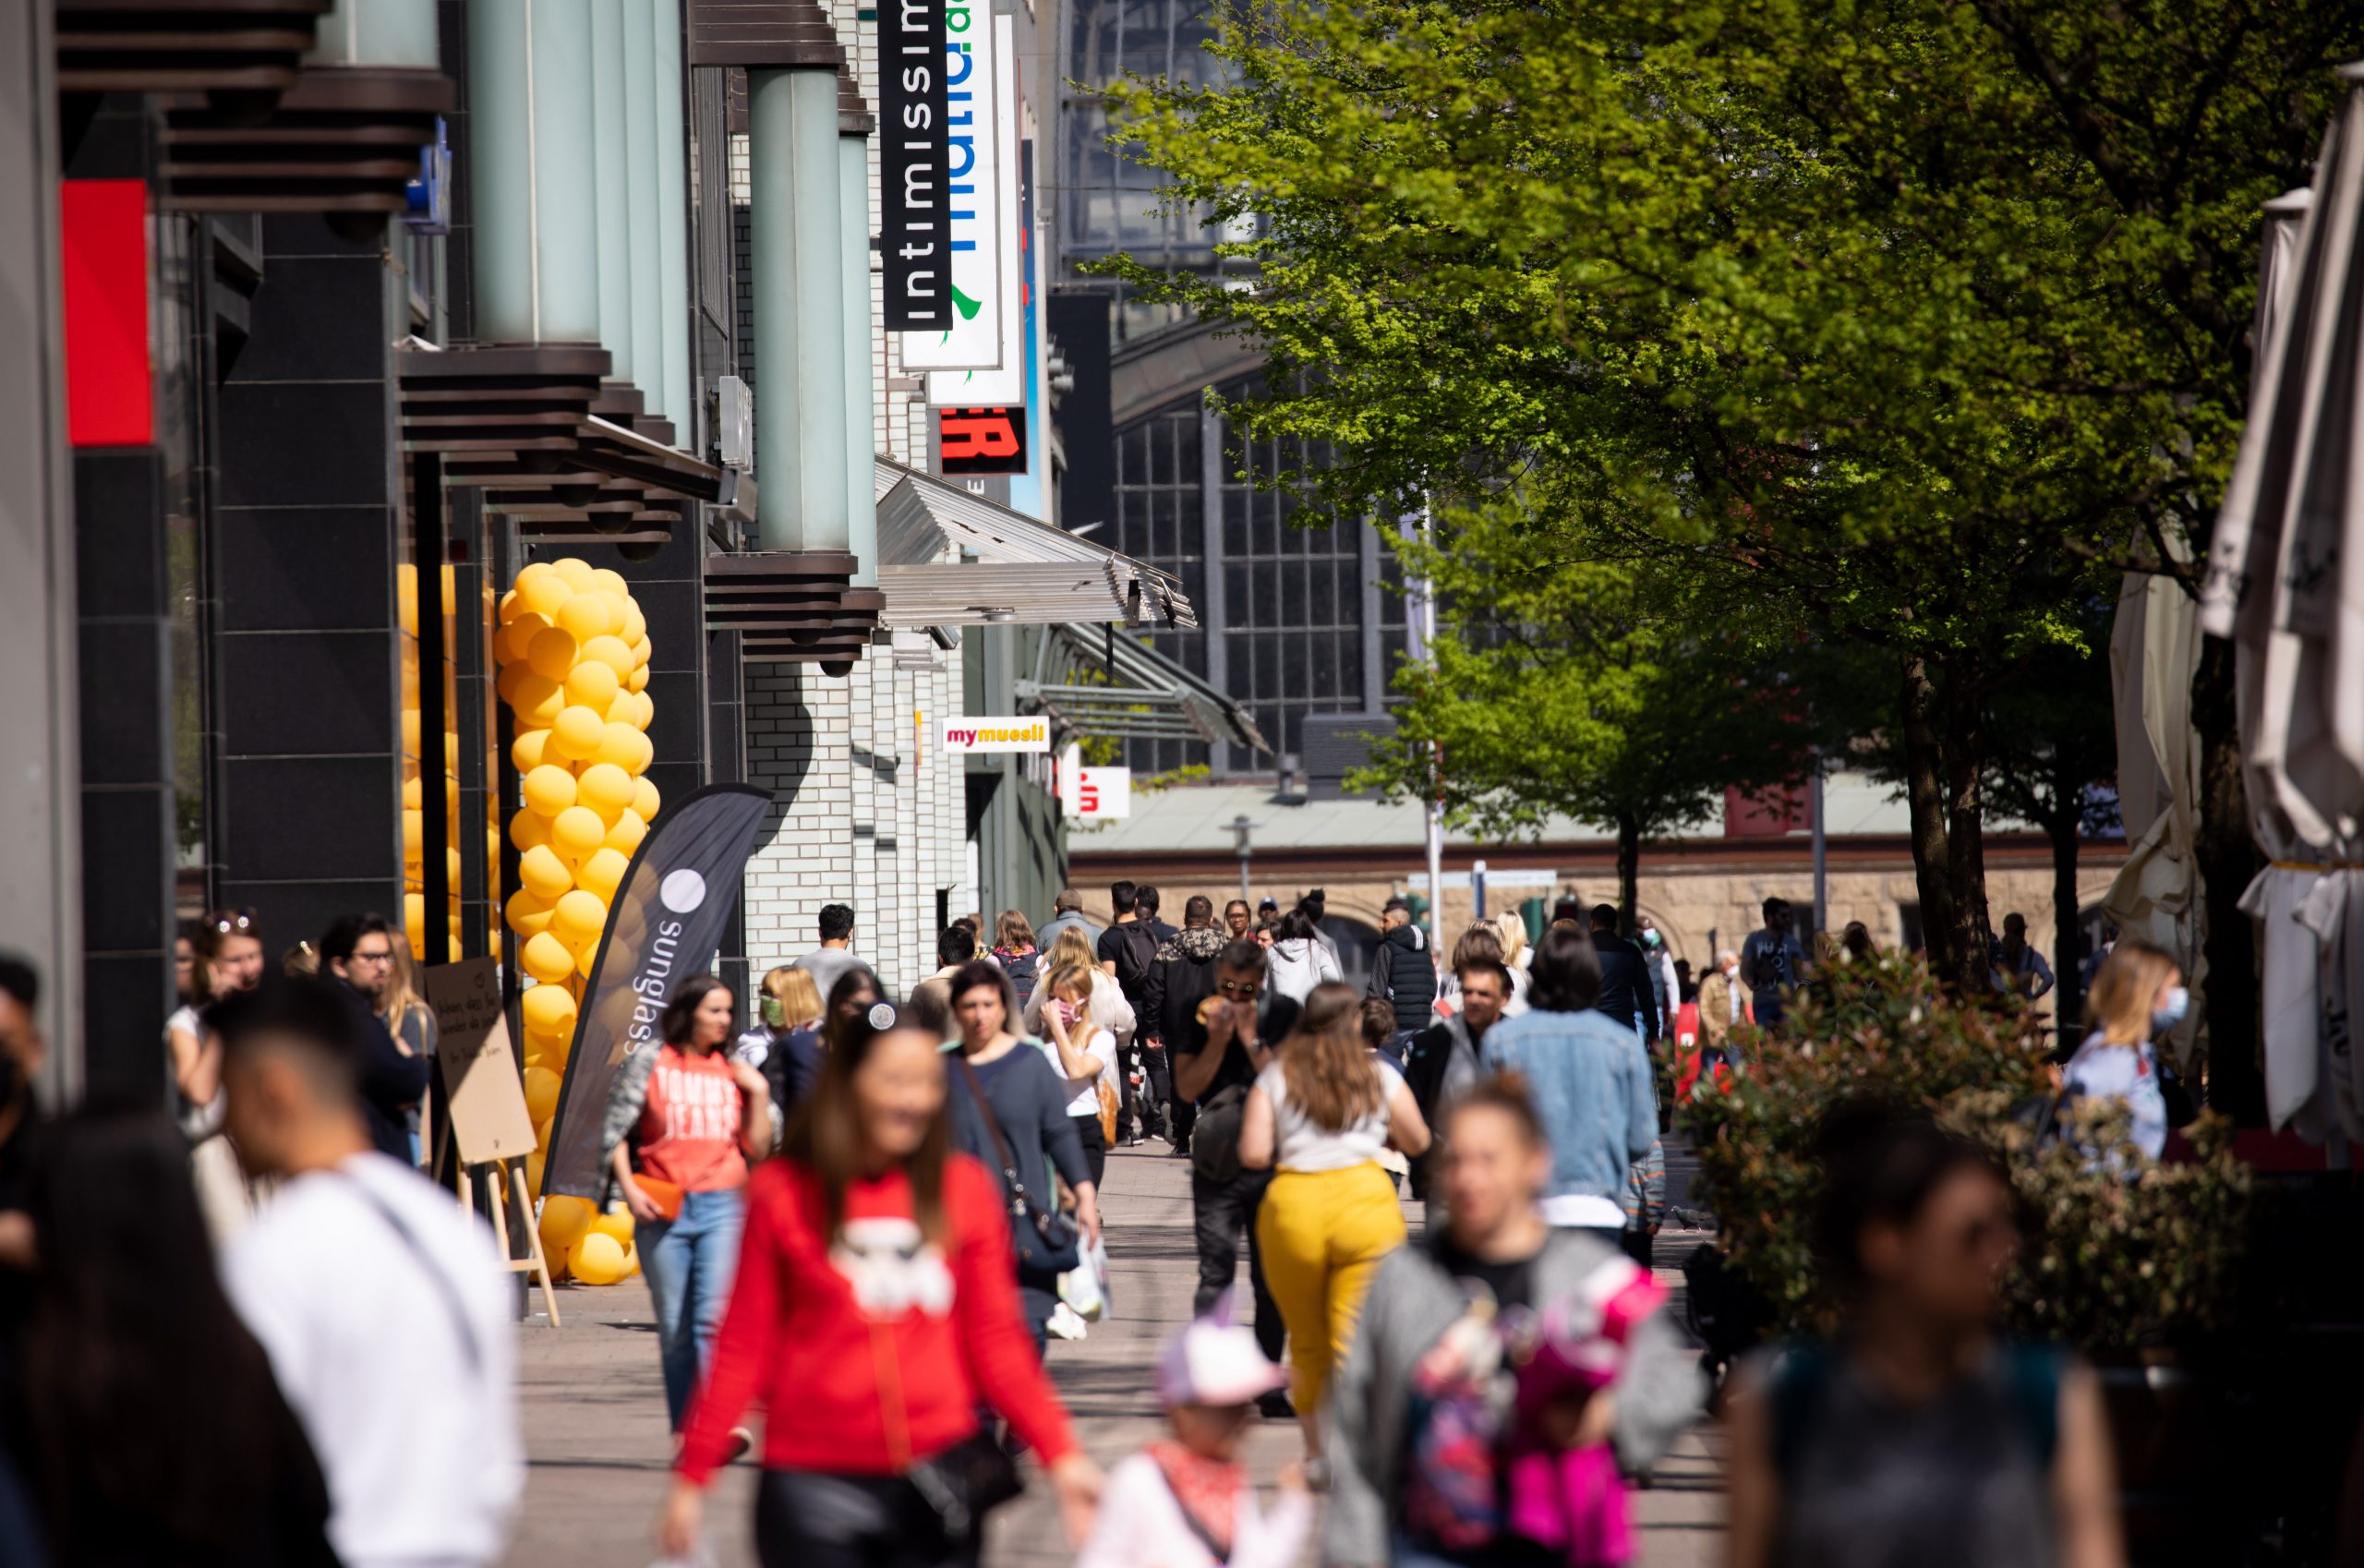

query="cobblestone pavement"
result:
[503,1140,1725,1567]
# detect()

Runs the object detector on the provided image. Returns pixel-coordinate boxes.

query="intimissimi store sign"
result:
[880,0,951,329]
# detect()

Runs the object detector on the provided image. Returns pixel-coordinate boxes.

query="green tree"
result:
[1110,0,2358,1083]
[1352,499,1812,928]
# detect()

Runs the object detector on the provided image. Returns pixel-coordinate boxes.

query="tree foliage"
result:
[1351,499,1812,923]
[1106,0,2358,1006]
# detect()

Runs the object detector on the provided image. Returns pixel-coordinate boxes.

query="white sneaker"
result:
[1046,1303,1090,1341]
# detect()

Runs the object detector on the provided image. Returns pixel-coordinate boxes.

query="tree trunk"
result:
[2190,635,2265,1123]
[1899,652,1964,979]
[1615,813,1641,935]
[1938,657,1996,991]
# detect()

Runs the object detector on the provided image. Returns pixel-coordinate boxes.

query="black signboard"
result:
[880,0,952,330]
[939,406,1027,475]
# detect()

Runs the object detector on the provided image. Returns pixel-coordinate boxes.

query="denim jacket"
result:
[1478,1006,1659,1202]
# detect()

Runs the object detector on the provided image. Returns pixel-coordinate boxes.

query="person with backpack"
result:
[992,911,1043,1011]
[1266,907,1342,1004]
[1103,884,1175,1145]
[1142,896,1227,1152]
[1722,1101,2122,1568]
[1369,899,1438,1032]
[1401,957,1511,1199]
[1323,1078,1701,1568]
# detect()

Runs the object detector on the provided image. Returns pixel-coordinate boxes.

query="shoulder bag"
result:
[957,1054,1082,1275]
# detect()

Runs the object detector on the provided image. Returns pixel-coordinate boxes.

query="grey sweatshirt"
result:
[1323,1226,1706,1567]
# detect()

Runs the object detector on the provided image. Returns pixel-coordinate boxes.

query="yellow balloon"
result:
[519,570,572,621]
[525,1149,546,1195]
[505,887,555,937]
[580,634,635,681]
[522,1064,561,1122]
[551,888,609,947]
[627,663,649,694]
[525,626,579,682]
[551,705,606,762]
[568,1231,629,1286]
[589,567,631,600]
[518,844,573,902]
[514,561,555,596]
[573,762,632,820]
[623,1241,640,1277]
[509,806,552,855]
[590,1207,634,1246]
[445,845,463,887]
[522,764,577,817]
[400,708,422,754]
[631,690,655,731]
[497,611,551,666]
[573,938,597,978]
[497,587,522,626]
[522,981,578,1036]
[602,689,638,728]
[620,600,648,646]
[538,1192,594,1255]
[511,673,565,729]
[494,660,530,705]
[595,722,650,774]
[521,931,574,985]
[630,636,653,670]
[633,778,662,821]
[550,557,597,593]
[577,847,630,903]
[565,657,620,710]
[549,804,606,860]
[404,887,426,929]
[534,1115,553,1151]
[512,727,555,773]
[556,591,622,643]
[604,808,647,857]
[402,776,424,811]
[524,1022,571,1058]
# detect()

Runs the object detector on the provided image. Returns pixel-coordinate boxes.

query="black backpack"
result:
[999,948,1040,1008]
[1108,923,1161,1004]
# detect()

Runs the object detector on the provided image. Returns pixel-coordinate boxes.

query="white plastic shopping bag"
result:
[1058,1236,1113,1321]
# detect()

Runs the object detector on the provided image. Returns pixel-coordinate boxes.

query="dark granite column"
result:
[209,215,405,951]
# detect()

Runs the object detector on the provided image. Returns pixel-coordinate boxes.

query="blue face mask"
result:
[2151,984,2190,1035]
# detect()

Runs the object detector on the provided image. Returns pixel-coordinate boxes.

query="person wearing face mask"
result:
[601,974,775,1434]
[1633,917,1679,1025]
[2058,938,2188,1162]
[1697,950,1749,1070]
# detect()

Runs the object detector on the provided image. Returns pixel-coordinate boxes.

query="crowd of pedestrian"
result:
[0,865,2149,1568]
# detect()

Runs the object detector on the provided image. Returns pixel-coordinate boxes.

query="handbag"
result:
[1096,1075,1119,1145]
[956,1055,1081,1275]
[632,1173,684,1223]
[906,1429,1024,1538]
[1189,1081,1249,1184]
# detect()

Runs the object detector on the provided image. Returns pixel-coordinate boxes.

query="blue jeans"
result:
[637,1187,747,1429]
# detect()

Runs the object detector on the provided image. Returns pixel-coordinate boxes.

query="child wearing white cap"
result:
[1074,1290,1314,1568]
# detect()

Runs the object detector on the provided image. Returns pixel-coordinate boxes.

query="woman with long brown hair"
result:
[657,1000,1103,1567]
[1237,980,1431,1455]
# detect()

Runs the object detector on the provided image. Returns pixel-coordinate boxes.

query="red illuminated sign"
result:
[59,180,153,449]
[939,406,1026,475]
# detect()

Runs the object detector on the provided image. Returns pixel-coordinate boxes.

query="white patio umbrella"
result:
[2202,65,2364,1140]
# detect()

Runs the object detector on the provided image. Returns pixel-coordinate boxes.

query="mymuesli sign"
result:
[940,716,1050,754]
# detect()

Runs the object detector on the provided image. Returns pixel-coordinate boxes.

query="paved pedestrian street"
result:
[502,1143,1725,1567]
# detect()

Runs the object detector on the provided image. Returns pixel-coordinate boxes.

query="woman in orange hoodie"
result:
[657,999,1103,1567]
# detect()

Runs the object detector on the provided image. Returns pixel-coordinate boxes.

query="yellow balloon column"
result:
[495,557,657,1287]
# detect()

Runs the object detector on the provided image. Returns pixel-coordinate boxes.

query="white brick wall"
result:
[741,635,966,997]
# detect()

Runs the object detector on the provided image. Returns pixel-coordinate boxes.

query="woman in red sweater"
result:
[657,1000,1104,1566]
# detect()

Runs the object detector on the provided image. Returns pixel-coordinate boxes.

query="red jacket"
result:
[675,1153,1077,1484]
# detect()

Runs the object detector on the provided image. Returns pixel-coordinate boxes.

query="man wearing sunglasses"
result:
[320,914,430,1166]
[1163,928,1298,1417]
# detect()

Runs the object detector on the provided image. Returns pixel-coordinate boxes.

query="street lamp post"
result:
[1230,814,1253,907]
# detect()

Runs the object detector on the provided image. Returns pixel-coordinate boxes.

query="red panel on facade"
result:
[60,179,153,449]
[1724,781,1806,838]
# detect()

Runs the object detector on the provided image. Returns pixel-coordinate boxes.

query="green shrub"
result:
[1681,949,2251,1357]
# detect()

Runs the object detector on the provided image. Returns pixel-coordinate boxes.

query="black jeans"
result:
[1189,1167,1285,1364]
[754,1468,980,1568]
[1072,1112,1106,1188]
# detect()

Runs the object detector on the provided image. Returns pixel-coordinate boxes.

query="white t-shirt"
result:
[1037,1027,1116,1117]
[1256,1057,1405,1171]
[223,1152,523,1568]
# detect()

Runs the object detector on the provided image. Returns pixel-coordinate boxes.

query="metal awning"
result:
[874,460,1196,628]
[1017,621,1267,753]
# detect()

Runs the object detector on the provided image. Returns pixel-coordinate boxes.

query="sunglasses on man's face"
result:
[1217,977,1261,998]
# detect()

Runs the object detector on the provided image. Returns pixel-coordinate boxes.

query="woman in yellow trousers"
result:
[1239,981,1432,1458]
